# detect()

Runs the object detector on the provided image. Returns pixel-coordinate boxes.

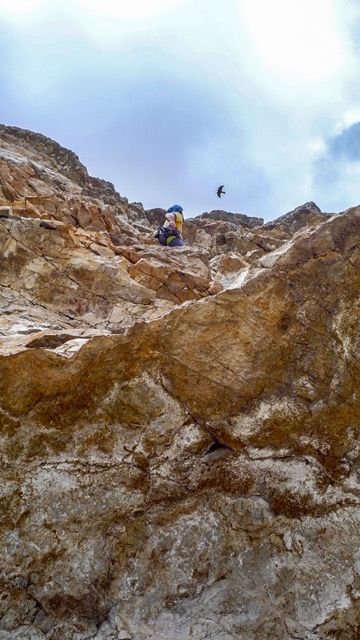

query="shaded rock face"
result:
[181,202,333,264]
[261,201,332,235]
[1,124,360,640]
[144,207,167,229]
[0,125,225,353]
[198,208,264,227]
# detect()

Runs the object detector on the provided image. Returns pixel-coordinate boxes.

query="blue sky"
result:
[1,0,360,221]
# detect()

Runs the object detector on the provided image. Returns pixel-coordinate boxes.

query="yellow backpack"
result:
[174,211,184,231]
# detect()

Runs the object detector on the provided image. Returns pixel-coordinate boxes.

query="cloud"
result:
[0,0,46,13]
[236,0,345,82]
[313,120,360,209]
[327,122,360,162]
[75,0,187,21]
[1,0,360,220]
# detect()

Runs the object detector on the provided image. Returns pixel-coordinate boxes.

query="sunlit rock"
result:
[1,124,360,639]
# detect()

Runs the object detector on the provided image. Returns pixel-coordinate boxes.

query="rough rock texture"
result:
[1,124,360,639]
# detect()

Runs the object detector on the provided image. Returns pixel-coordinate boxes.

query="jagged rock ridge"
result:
[1,124,360,640]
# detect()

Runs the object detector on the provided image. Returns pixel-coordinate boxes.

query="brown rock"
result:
[1,123,360,640]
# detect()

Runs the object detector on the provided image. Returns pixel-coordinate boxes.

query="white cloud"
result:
[1,0,360,219]
[0,0,46,11]
[75,0,185,19]
[0,0,185,17]
[313,158,360,214]
[332,107,360,136]
[236,0,345,81]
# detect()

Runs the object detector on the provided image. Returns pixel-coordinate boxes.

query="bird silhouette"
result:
[217,185,225,198]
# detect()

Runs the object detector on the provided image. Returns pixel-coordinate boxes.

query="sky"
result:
[1,0,360,222]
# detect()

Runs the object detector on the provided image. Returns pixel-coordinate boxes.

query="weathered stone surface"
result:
[0,125,229,349]
[144,207,167,229]
[1,124,360,639]
[199,208,264,227]
[182,202,333,266]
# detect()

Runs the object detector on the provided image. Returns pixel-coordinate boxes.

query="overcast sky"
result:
[1,0,360,221]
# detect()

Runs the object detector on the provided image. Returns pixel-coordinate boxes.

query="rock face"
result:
[1,124,360,640]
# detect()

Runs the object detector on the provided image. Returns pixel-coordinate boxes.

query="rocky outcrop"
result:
[0,125,227,354]
[198,208,264,227]
[0,124,128,208]
[1,124,360,640]
[180,203,331,265]
[261,201,332,235]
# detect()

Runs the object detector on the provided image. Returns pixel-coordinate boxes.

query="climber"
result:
[163,212,178,233]
[165,204,184,235]
[154,226,185,247]
[153,204,185,247]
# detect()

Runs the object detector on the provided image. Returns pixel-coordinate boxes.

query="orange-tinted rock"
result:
[1,124,360,640]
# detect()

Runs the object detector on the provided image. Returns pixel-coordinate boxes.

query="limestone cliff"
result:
[1,124,360,640]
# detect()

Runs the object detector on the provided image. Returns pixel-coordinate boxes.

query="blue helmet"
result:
[167,204,183,213]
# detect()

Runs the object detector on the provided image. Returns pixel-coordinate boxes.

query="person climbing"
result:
[165,204,184,235]
[153,204,185,247]
[154,226,185,247]
[163,212,178,232]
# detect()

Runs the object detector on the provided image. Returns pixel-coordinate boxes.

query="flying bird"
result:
[217,185,225,198]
